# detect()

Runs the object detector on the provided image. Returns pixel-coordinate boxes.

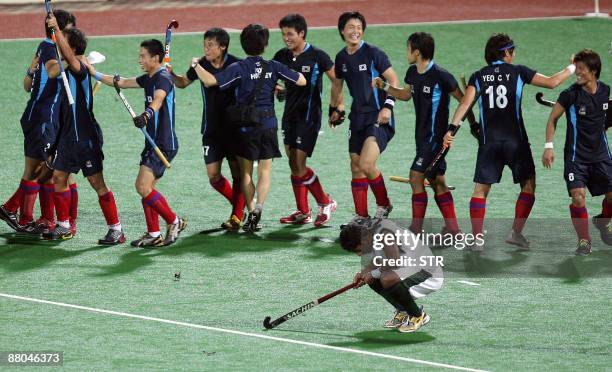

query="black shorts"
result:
[348,112,395,154]
[202,135,236,165]
[140,148,178,179]
[236,127,281,161]
[282,118,321,157]
[411,144,446,176]
[21,119,57,160]
[474,140,535,184]
[52,140,104,177]
[564,159,612,196]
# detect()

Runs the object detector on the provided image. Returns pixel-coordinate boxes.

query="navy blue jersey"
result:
[136,68,178,152]
[557,81,611,163]
[58,61,101,143]
[404,61,458,148]
[21,39,61,126]
[215,56,301,130]
[273,43,333,124]
[468,62,537,144]
[186,54,241,138]
[334,41,393,129]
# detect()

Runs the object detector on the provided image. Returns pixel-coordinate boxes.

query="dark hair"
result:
[279,13,308,39]
[337,11,366,41]
[64,28,87,56]
[407,32,435,60]
[204,28,230,55]
[240,24,269,56]
[573,49,601,78]
[45,9,76,39]
[339,224,363,252]
[140,39,164,63]
[484,33,514,65]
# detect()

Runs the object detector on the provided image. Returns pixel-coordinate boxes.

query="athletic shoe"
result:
[221,214,243,231]
[130,232,164,248]
[17,221,44,236]
[397,310,431,333]
[163,217,187,246]
[42,224,73,240]
[0,204,20,231]
[314,198,337,228]
[374,204,393,219]
[280,210,312,224]
[384,310,408,328]
[340,214,369,230]
[98,229,126,245]
[34,217,55,235]
[592,214,612,246]
[505,230,530,250]
[575,239,592,256]
[243,210,262,233]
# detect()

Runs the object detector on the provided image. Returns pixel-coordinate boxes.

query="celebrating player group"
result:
[1,7,610,259]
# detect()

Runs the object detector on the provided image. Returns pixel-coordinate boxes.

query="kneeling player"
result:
[171,28,245,230]
[542,49,612,255]
[44,18,124,244]
[273,14,340,227]
[340,218,443,333]
[90,40,186,247]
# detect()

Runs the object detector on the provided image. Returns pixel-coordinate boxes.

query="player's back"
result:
[470,62,536,144]
[58,61,100,143]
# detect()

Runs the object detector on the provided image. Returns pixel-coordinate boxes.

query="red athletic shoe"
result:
[314,198,337,228]
[279,210,312,224]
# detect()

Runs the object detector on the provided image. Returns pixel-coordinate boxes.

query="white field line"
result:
[0,15,605,42]
[0,292,488,372]
[457,280,481,286]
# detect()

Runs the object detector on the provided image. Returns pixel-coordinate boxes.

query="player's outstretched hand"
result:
[542,149,555,169]
[134,107,153,128]
[377,107,391,125]
[372,76,384,90]
[353,272,365,287]
[443,131,455,148]
[363,271,375,285]
[191,57,200,69]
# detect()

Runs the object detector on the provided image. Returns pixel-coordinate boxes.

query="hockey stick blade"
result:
[535,92,555,107]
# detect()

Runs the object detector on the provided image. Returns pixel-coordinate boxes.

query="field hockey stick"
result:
[44,0,74,106]
[424,88,482,177]
[112,76,171,168]
[389,176,455,190]
[535,92,555,107]
[263,282,357,330]
[164,19,179,66]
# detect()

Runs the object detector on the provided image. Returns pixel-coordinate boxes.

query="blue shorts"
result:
[21,118,57,160]
[564,159,612,196]
[411,144,446,176]
[202,135,236,165]
[282,111,322,157]
[474,140,535,184]
[140,148,178,179]
[52,140,104,177]
[348,111,395,154]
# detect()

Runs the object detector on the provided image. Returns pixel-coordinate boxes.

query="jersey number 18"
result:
[485,85,508,109]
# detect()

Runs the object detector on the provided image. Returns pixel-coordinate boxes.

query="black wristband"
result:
[26,68,34,79]
[383,102,395,111]
[328,105,338,117]
[447,123,460,134]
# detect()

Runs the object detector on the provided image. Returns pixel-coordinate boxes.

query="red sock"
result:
[411,192,428,232]
[53,190,71,223]
[69,183,78,224]
[570,205,590,241]
[512,192,535,233]
[470,197,487,235]
[351,178,369,217]
[303,168,329,205]
[141,199,160,233]
[435,192,459,232]
[601,198,612,224]
[232,177,245,219]
[291,174,309,214]
[98,191,120,226]
[18,180,40,225]
[143,190,176,224]
[368,173,390,207]
[39,182,56,224]
[4,182,25,213]
[210,176,233,203]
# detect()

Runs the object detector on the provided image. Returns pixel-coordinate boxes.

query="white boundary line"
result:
[1,15,608,42]
[457,280,481,286]
[0,292,488,372]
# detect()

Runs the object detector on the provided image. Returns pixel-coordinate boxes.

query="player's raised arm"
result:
[541,102,565,169]
[23,55,39,92]
[531,57,576,89]
[373,77,412,101]
[46,15,80,73]
[167,63,193,89]
[87,63,139,89]
[193,58,218,87]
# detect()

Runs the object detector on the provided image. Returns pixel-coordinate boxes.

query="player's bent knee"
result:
[380,271,401,289]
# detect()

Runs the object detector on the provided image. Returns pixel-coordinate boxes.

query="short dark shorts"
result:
[236,127,281,161]
[411,144,446,176]
[348,111,395,154]
[473,140,535,184]
[564,158,612,196]
[140,147,178,179]
[52,140,104,177]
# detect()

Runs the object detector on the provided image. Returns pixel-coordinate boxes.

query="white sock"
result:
[149,231,161,238]
[109,223,122,231]
[172,217,178,224]
[58,220,70,229]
